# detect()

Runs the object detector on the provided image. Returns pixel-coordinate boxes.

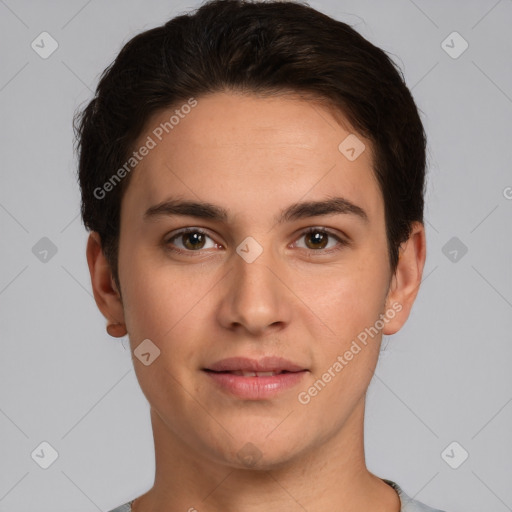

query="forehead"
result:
[142,91,365,155]
[123,92,382,223]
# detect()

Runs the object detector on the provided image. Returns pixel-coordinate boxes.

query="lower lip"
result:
[204,370,308,399]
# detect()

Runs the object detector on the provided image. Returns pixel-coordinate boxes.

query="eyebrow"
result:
[144,196,368,225]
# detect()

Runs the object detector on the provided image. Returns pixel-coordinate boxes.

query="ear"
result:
[86,232,126,336]
[383,221,426,335]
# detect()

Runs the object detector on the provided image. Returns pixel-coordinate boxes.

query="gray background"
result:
[1,0,511,511]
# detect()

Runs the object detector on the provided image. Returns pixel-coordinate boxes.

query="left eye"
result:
[294,227,346,252]
[164,227,346,254]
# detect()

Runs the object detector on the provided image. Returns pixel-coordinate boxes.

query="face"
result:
[99,92,420,470]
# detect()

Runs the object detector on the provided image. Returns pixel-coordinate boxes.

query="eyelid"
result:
[164,226,349,255]
[291,226,350,254]
[164,227,221,252]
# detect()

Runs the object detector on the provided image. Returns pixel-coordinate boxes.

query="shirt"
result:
[107,478,447,511]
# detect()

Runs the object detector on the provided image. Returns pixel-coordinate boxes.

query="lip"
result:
[204,370,308,399]
[204,356,306,373]
[203,356,308,400]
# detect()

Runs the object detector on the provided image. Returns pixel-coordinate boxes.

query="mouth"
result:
[202,357,308,399]
[204,369,297,377]
[203,355,307,374]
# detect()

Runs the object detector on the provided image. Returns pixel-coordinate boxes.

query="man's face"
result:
[117,92,395,468]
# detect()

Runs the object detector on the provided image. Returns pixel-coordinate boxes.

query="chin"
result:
[205,428,307,471]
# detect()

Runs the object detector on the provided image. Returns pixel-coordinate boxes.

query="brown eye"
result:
[181,231,207,250]
[295,227,347,253]
[304,230,329,250]
[165,228,217,253]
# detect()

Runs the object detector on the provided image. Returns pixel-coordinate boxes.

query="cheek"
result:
[119,244,215,353]
[293,258,389,418]
[120,263,206,403]
[294,250,389,342]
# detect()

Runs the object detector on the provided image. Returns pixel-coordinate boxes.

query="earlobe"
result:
[86,232,127,337]
[106,322,128,338]
[382,222,426,336]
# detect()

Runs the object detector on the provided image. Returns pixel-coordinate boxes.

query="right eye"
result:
[164,227,223,255]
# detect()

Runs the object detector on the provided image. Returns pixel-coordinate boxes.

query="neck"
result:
[132,397,401,512]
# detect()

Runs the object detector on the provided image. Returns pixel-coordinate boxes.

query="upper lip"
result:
[204,356,306,373]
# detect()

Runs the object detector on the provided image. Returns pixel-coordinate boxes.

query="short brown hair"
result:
[75,0,427,289]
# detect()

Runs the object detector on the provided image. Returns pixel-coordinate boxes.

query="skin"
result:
[87,91,426,512]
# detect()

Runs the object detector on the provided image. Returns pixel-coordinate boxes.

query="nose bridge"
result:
[220,236,288,333]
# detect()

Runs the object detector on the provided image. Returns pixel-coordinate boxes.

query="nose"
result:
[216,240,292,336]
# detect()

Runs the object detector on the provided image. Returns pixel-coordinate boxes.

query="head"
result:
[77,0,427,470]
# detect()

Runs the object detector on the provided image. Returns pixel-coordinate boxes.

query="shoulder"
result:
[106,502,132,512]
[107,483,450,512]
[383,479,448,512]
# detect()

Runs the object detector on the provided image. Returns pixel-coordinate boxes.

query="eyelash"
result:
[164,226,349,257]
